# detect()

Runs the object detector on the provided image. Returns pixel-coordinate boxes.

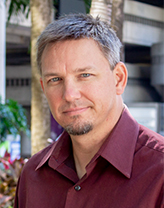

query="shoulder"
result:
[138,124,164,153]
[134,125,164,180]
[22,142,55,173]
[135,125,164,173]
[21,132,66,174]
[135,125,164,169]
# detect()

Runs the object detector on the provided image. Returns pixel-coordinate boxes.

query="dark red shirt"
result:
[14,108,164,208]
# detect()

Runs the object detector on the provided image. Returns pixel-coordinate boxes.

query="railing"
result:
[124,14,164,29]
[6,78,31,87]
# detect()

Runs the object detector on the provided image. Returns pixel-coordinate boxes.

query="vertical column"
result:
[151,42,164,87]
[0,0,6,103]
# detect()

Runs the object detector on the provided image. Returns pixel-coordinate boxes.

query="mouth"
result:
[63,107,89,116]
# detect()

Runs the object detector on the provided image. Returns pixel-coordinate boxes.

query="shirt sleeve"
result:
[157,184,164,208]
[13,177,20,208]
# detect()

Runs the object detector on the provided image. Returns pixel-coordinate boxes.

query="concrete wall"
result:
[123,0,164,46]
[151,42,164,86]
[6,65,31,105]
[60,0,86,15]
[123,63,154,103]
[123,21,163,46]
[124,0,164,21]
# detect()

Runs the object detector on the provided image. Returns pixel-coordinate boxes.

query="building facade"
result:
[5,0,164,156]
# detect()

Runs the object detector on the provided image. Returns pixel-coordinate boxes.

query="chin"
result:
[64,122,93,136]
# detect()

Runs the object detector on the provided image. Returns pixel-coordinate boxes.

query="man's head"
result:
[37,13,122,74]
[39,13,127,137]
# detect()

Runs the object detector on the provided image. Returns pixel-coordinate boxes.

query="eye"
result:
[50,77,62,82]
[81,73,91,78]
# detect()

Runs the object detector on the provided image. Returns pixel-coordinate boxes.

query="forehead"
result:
[40,38,111,76]
[49,37,103,50]
[42,38,105,62]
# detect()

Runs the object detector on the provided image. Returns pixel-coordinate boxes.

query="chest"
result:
[18,159,162,208]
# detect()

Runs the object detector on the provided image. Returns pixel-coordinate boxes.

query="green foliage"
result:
[0,98,30,143]
[0,153,26,207]
[83,0,92,13]
[53,0,59,9]
[6,0,92,22]
[6,0,30,21]
[6,0,59,21]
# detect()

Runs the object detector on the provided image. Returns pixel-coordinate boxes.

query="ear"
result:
[40,77,45,92]
[113,62,128,95]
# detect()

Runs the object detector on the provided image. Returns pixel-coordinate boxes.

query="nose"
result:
[62,80,81,102]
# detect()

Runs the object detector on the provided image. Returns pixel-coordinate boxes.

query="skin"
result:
[40,38,128,179]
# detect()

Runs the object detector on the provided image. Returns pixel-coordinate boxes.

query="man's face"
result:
[40,38,122,136]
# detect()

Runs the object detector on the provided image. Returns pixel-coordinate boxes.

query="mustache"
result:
[59,101,90,113]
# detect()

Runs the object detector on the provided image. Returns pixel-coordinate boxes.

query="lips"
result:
[63,107,89,115]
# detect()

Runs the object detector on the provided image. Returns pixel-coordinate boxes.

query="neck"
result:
[70,102,125,179]
[71,132,107,179]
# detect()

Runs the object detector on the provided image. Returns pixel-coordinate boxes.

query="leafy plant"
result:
[6,0,92,22]
[0,152,27,208]
[83,0,92,13]
[6,0,30,21]
[0,97,30,143]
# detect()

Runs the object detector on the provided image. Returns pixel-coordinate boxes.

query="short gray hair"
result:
[36,13,122,74]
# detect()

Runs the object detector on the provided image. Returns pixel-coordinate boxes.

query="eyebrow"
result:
[75,66,94,72]
[42,72,59,78]
[42,66,96,78]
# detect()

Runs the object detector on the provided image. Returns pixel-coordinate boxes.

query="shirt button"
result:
[74,185,81,191]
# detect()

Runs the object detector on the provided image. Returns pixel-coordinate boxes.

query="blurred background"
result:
[0,0,164,160]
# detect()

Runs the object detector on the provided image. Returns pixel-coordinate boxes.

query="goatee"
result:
[64,122,93,136]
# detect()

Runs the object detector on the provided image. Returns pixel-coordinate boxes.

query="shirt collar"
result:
[98,106,139,178]
[35,131,72,171]
[35,132,65,170]
[36,107,139,179]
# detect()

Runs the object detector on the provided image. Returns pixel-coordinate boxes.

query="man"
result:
[14,14,164,208]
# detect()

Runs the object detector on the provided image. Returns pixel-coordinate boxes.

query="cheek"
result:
[85,83,111,108]
[44,89,61,110]
[95,82,116,106]
[92,81,113,98]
